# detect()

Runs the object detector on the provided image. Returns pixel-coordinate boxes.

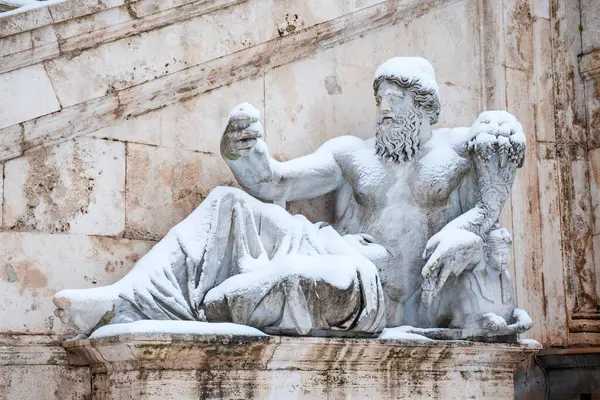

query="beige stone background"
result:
[0,0,599,398]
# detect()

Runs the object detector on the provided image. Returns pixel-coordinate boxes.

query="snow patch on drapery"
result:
[90,320,267,339]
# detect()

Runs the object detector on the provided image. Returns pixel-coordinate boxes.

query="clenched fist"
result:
[220,103,274,185]
[221,102,264,161]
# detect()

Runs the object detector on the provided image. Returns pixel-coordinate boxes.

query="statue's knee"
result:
[207,186,250,203]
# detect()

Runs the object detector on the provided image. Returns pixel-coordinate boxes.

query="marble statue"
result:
[404,227,533,340]
[54,56,532,340]
[449,228,532,333]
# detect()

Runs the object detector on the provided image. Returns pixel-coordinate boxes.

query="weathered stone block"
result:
[0,365,90,399]
[265,58,376,161]
[0,6,53,38]
[64,333,540,399]
[3,138,125,235]
[503,0,534,72]
[51,5,132,45]
[405,0,481,89]
[0,232,153,333]
[1,163,3,227]
[569,160,598,313]
[125,143,237,240]
[590,147,600,235]
[0,26,56,58]
[45,14,222,106]
[302,0,381,23]
[536,159,568,346]
[533,18,555,142]
[48,0,125,22]
[22,95,119,147]
[0,25,59,74]
[0,65,61,130]
[44,0,287,107]
[91,76,264,154]
[0,335,90,399]
[531,0,549,19]
[317,0,480,90]
[316,23,408,74]
[436,83,479,128]
[0,125,23,162]
[594,234,600,299]
[581,0,600,54]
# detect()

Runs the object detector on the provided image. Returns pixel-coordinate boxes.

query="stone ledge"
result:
[0,335,91,400]
[64,333,541,372]
[64,333,541,399]
[0,334,67,365]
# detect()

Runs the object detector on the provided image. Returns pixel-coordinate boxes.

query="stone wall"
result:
[0,0,598,398]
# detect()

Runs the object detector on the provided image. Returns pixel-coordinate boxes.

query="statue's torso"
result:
[332,134,471,326]
[459,271,515,324]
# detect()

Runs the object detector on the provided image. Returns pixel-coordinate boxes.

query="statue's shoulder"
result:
[428,127,472,157]
[321,135,369,155]
[431,127,472,146]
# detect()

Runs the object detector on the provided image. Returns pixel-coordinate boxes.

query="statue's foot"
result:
[54,287,118,335]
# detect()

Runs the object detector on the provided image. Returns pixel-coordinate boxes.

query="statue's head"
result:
[373,57,441,162]
[484,228,512,272]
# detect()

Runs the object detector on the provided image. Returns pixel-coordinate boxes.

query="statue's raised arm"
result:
[220,103,346,204]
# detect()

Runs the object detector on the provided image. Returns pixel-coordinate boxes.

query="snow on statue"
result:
[54,57,532,340]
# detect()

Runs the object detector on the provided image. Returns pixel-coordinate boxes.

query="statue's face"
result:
[488,245,511,271]
[374,79,425,163]
[376,81,414,118]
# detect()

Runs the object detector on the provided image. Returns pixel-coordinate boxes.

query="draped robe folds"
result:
[57,187,386,336]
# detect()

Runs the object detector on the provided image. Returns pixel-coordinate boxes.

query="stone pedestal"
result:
[64,333,541,399]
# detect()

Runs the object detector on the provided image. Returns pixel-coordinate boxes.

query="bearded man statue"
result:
[54,57,532,339]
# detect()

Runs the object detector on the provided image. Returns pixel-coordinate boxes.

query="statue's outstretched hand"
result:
[220,103,273,185]
[420,228,483,308]
[221,103,265,161]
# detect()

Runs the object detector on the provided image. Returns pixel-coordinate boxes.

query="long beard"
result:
[375,107,424,163]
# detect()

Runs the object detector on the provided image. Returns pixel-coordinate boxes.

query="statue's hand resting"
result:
[479,312,508,331]
[506,308,533,334]
[420,228,483,308]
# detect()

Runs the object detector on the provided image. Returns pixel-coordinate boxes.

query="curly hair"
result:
[373,75,441,125]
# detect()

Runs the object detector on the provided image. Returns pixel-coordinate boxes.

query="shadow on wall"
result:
[515,353,600,400]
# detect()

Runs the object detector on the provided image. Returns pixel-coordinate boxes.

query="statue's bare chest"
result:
[338,145,469,208]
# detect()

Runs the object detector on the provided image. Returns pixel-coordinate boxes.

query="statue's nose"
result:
[380,97,392,113]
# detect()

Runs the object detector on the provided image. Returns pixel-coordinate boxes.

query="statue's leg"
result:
[203,252,386,335]
[53,186,299,334]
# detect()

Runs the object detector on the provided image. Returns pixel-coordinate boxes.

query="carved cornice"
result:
[0,334,69,365]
